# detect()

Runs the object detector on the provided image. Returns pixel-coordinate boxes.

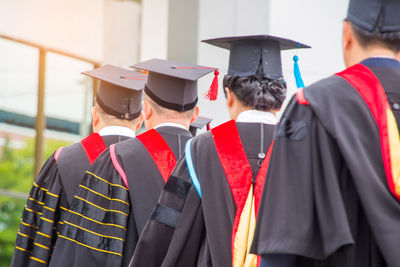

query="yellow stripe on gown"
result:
[232,185,258,267]
[387,108,400,196]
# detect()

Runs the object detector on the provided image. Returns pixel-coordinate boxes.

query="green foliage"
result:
[0,136,73,267]
[0,197,25,266]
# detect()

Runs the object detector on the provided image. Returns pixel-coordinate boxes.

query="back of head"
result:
[346,0,400,53]
[223,62,287,112]
[132,59,216,128]
[143,93,195,121]
[203,35,309,113]
[94,100,141,129]
[82,65,146,132]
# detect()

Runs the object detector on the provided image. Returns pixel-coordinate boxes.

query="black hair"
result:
[349,20,400,53]
[222,63,287,111]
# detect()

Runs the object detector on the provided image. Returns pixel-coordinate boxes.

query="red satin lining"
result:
[80,133,107,165]
[336,64,399,201]
[137,129,176,183]
[296,88,310,105]
[211,120,272,264]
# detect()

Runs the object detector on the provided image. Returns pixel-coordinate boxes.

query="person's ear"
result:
[226,87,234,108]
[342,20,356,67]
[342,20,353,51]
[190,106,200,124]
[143,100,152,121]
[135,112,144,132]
[92,106,100,132]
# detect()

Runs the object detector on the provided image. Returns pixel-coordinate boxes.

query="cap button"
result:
[393,103,400,110]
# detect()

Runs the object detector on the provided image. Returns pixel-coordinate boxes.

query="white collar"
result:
[154,122,188,130]
[236,110,277,125]
[98,126,136,138]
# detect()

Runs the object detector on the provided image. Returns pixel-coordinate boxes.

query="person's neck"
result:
[148,118,189,130]
[348,46,397,67]
[230,105,252,120]
[93,123,135,133]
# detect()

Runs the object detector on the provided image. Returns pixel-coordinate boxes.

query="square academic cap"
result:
[189,116,212,136]
[82,64,146,120]
[347,0,400,32]
[131,58,218,111]
[202,35,310,80]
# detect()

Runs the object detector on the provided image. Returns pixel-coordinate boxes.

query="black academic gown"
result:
[48,126,193,267]
[11,134,130,267]
[129,122,275,267]
[251,58,400,267]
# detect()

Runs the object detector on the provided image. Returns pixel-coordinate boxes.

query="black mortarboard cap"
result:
[189,116,212,136]
[82,64,146,120]
[202,35,310,80]
[131,59,218,111]
[347,0,400,32]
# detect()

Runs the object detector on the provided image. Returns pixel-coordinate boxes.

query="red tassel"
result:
[206,122,211,131]
[205,70,219,101]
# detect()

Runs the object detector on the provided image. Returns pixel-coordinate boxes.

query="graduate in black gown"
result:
[48,58,217,267]
[11,65,145,267]
[251,1,400,266]
[129,35,309,267]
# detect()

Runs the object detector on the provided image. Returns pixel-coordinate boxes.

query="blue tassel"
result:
[293,55,305,88]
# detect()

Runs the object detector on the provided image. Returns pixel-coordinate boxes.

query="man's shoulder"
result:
[56,141,85,164]
[189,129,215,156]
[303,73,361,108]
[61,141,83,154]
[114,137,145,157]
[304,75,349,98]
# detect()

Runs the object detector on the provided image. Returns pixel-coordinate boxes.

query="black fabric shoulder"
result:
[190,129,214,152]
[303,75,368,137]
[114,138,143,159]
[57,142,90,206]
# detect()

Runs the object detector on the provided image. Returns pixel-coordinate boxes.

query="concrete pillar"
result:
[140,0,169,61]
[103,0,142,67]
[167,0,200,64]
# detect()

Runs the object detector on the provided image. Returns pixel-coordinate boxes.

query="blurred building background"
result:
[0,0,348,265]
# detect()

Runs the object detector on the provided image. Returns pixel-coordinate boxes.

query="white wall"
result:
[0,0,105,126]
[0,0,143,133]
[194,0,349,127]
[167,0,200,63]
[140,0,169,61]
[0,0,351,133]
[269,0,349,96]
[103,0,141,68]
[196,0,272,126]
[0,0,104,60]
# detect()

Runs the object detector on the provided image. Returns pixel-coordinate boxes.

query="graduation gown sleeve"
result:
[129,154,207,267]
[11,154,68,267]
[48,149,133,267]
[251,96,354,259]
